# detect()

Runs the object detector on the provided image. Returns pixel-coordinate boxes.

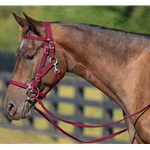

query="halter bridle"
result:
[8,22,150,143]
[9,22,61,102]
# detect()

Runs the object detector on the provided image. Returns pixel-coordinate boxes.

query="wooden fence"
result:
[0,52,129,144]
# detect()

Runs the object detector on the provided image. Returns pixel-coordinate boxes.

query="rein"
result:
[9,22,150,143]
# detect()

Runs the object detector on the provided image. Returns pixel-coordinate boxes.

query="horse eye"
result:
[26,55,34,60]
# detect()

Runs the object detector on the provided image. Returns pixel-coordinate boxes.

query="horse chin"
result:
[21,100,34,119]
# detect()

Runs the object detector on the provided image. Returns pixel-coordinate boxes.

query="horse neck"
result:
[52,23,150,114]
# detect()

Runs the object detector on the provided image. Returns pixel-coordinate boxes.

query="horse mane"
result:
[60,22,150,38]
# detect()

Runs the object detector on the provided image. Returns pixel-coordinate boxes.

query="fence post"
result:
[49,86,58,141]
[74,87,84,138]
[102,96,113,141]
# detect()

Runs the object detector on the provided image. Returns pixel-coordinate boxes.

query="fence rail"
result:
[0,52,129,144]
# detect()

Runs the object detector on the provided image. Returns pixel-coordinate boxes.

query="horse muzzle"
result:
[5,100,33,120]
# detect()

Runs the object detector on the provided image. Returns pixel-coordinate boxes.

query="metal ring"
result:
[49,57,58,66]
[26,85,40,100]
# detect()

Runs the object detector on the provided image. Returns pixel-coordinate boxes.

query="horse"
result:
[4,12,150,144]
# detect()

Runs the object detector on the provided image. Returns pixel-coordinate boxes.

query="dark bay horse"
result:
[4,13,150,143]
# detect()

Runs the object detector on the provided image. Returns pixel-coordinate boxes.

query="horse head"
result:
[4,13,67,120]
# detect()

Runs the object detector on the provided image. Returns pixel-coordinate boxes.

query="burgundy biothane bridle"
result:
[9,22,61,100]
[9,22,150,143]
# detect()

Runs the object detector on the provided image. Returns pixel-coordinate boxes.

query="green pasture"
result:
[0,127,56,144]
[0,80,129,143]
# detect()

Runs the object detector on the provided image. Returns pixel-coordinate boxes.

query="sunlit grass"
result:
[84,87,104,101]
[0,127,57,144]
[84,106,103,118]
[34,117,49,130]
[113,109,123,121]
[113,128,129,142]
[58,121,74,133]
[83,125,103,137]
[58,86,75,98]
[57,102,75,116]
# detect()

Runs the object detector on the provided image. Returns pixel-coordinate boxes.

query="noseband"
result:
[9,22,61,101]
[8,22,150,143]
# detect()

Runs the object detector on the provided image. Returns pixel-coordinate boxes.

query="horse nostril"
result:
[7,103,16,116]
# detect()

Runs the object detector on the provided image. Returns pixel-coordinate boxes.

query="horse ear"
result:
[12,12,27,28]
[23,12,43,36]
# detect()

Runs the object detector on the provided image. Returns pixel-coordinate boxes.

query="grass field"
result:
[0,127,76,144]
[0,127,56,144]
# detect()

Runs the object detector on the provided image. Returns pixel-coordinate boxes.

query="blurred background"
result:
[0,6,150,144]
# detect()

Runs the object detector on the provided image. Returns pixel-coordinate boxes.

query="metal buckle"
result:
[26,84,40,101]
[35,74,41,82]
[49,57,60,72]
[44,46,49,54]
[49,41,55,49]
[54,67,60,73]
